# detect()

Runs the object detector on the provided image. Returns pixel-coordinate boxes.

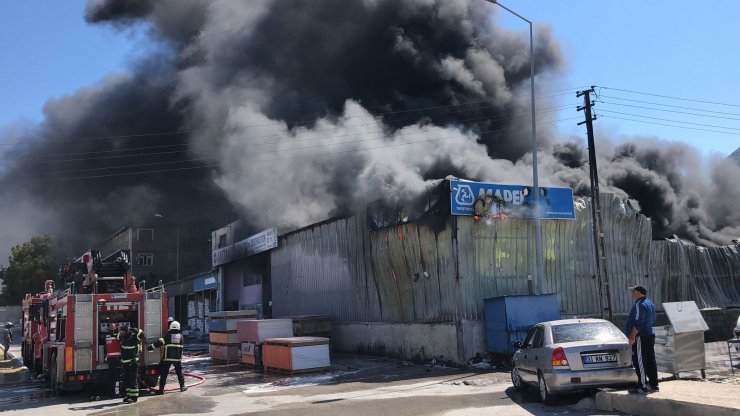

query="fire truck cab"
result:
[41,249,168,392]
[21,280,53,373]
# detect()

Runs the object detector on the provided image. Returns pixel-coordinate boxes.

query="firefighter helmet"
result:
[4,322,12,329]
[169,321,180,331]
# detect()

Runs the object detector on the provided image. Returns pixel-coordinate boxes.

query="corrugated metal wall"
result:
[600,195,653,314]
[271,215,380,321]
[650,239,740,309]
[271,192,740,323]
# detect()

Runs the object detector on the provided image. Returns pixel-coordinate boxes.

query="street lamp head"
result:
[154,213,164,218]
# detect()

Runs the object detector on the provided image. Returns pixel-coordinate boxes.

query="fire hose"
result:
[139,371,206,393]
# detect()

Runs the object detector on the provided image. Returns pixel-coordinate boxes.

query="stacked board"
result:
[208,310,257,363]
[262,337,330,374]
[236,319,293,368]
[240,342,262,366]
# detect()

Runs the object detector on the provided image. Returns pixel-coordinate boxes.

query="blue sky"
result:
[1,0,738,156]
[0,0,140,128]
[494,0,740,157]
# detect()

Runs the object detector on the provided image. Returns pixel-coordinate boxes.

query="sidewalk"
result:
[595,341,740,416]
[596,380,740,416]
[0,344,31,385]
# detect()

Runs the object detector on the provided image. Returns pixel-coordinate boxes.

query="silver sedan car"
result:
[511,318,636,404]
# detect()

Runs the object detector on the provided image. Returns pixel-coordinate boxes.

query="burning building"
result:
[205,180,740,363]
[0,1,738,359]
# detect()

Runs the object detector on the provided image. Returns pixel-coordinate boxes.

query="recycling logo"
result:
[454,184,475,206]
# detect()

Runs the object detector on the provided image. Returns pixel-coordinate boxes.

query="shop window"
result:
[217,234,227,248]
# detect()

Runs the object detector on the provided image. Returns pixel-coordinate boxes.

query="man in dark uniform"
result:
[117,324,145,403]
[625,285,659,394]
[150,320,187,394]
[2,322,13,361]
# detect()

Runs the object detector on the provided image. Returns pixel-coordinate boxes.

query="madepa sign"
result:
[450,180,576,220]
[212,227,278,267]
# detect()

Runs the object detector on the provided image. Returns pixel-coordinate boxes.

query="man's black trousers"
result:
[158,360,185,390]
[632,334,659,389]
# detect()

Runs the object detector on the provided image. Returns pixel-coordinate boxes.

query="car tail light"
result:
[149,369,157,375]
[77,374,86,381]
[551,347,569,367]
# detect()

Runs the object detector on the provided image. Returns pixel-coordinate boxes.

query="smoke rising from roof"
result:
[0,0,738,267]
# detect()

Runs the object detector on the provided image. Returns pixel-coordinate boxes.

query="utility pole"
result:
[577,87,613,321]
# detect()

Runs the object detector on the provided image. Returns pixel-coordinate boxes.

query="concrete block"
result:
[0,369,31,385]
[332,322,463,363]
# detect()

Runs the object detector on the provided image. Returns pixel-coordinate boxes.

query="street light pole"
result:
[484,0,544,294]
[176,225,180,281]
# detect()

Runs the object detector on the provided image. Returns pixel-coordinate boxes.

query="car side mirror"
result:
[513,341,523,350]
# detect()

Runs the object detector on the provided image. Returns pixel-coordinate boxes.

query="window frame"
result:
[137,253,154,267]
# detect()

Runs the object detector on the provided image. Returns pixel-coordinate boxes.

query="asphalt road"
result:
[0,354,626,415]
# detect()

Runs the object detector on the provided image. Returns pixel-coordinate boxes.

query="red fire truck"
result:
[25,249,168,392]
[21,280,54,372]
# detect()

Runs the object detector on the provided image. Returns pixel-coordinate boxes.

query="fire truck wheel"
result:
[146,374,159,388]
[22,344,31,368]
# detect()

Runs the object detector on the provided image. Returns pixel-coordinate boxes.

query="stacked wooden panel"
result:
[290,315,332,338]
[240,342,262,366]
[236,319,293,368]
[208,310,257,363]
[262,337,330,374]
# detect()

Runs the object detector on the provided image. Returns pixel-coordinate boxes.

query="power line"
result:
[45,115,582,176]
[597,86,740,108]
[0,88,585,147]
[8,103,580,164]
[597,101,740,121]
[598,95,740,117]
[1,100,579,161]
[38,116,582,182]
[598,115,740,137]
[43,114,574,175]
[596,109,740,131]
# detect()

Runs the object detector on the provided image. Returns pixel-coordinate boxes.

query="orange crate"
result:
[262,337,330,371]
[263,345,292,370]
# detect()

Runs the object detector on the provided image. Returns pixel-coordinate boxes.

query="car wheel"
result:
[538,373,555,405]
[511,367,527,391]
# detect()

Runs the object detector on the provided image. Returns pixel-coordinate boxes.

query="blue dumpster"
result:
[483,294,560,354]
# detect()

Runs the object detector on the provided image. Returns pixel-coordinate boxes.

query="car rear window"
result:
[551,322,625,344]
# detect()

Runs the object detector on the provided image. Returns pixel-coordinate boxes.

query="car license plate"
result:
[582,354,617,364]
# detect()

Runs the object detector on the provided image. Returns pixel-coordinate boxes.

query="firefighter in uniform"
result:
[3,322,13,361]
[150,320,186,394]
[117,324,145,403]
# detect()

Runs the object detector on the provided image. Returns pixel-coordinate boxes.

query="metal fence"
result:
[271,193,740,322]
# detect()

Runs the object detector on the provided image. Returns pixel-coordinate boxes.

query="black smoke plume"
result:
[0,0,738,269]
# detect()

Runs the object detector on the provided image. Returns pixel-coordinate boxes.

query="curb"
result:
[0,367,31,385]
[595,390,740,416]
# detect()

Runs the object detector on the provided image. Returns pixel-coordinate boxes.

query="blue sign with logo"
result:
[450,180,576,220]
[194,274,218,292]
